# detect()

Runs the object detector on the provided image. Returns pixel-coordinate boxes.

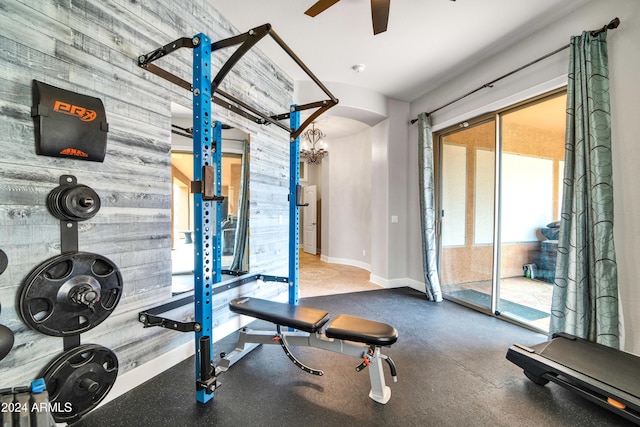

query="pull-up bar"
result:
[138,23,339,140]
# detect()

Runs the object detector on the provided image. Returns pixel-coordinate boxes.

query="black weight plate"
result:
[62,185,101,220]
[47,185,73,220]
[47,184,101,221]
[0,249,7,275]
[19,252,123,336]
[0,324,14,362]
[40,344,118,423]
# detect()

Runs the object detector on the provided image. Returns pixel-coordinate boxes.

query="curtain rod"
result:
[410,17,620,124]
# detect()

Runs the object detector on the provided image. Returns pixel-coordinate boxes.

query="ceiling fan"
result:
[305,0,391,35]
[305,0,456,35]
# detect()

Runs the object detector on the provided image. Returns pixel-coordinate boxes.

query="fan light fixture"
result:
[300,123,328,165]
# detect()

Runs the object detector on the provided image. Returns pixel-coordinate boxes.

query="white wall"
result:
[321,157,331,258]
[295,81,387,126]
[608,0,640,355]
[386,100,411,279]
[408,0,640,354]
[370,120,390,280]
[319,99,413,288]
[323,129,372,269]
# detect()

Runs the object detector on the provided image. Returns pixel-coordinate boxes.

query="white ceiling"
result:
[212,0,590,104]
[172,1,590,139]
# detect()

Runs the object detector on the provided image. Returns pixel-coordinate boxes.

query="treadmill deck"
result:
[507,333,640,424]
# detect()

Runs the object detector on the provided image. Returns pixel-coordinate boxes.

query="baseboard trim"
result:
[370,275,425,293]
[405,278,426,292]
[321,256,371,271]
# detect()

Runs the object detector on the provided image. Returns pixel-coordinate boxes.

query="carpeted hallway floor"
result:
[77,286,631,427]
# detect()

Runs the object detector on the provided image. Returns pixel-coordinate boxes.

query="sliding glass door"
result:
[439,119,496,312]
[438,91,566,332]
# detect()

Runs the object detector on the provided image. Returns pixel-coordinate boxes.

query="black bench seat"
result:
[225,297,398,404]
[229,297,398,346]
[230,297,330,333]
[326,314,398,346]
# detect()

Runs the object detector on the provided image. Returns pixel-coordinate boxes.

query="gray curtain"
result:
[550,30,619,348]
[230,139,249,272]
[418,113,443,302]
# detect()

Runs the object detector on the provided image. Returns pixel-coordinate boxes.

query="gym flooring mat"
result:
[76,287,632,427]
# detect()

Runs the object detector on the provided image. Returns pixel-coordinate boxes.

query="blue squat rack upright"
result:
[288,108,302,306]
[136,25,337,403]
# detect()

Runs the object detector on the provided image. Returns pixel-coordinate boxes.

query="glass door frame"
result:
[435,112,498,319]
[434,88,566,333]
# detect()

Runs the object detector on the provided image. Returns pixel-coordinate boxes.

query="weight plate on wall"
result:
[0,249,7,275]
[19,252,123,336]
[47,184,101,221]
[0,324,14,362]
[40,344,118,423]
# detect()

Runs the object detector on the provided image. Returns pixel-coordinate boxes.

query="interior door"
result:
[303,185,317,255]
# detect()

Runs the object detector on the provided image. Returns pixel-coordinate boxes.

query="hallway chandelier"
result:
[300,122,328,165]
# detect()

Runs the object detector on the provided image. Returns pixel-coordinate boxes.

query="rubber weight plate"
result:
[0,249,7,275]
[47,184,101,221]
[19,252,123,336]
[0,324,14,362]
[40,344,118,423]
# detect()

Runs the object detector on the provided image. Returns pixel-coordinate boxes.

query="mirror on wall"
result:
[170,103,250,294]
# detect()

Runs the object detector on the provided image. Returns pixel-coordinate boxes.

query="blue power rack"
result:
[288,108,301,306]
[136,25,338,405]
[192,32,220,403]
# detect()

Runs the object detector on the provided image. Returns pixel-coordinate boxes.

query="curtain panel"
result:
[550,31,619,348]
[418,113,443,302]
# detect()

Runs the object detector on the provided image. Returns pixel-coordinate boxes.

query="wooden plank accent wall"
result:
[0,0,293,386]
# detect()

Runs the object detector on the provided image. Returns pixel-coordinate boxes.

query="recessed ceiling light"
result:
[352,64,366,73]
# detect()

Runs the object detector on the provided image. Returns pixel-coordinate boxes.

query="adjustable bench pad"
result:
[230,297,330,333]
[326,314,398,346]
[229,297,398,346]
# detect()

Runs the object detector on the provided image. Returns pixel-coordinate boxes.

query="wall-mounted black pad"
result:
[31,80,109,162]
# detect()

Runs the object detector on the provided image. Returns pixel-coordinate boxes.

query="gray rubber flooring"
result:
[76,287,634,426]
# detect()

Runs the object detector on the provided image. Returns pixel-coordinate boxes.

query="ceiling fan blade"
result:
[305,0,341,17]
[371,0,390,34]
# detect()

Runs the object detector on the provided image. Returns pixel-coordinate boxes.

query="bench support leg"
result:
[220,327,395,404]
[367,346,392,404]
[217,329,263,372]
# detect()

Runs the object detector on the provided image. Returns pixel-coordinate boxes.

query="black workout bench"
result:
[218,297,398,404]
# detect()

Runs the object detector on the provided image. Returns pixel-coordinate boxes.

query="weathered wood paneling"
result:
[0,0,294,388]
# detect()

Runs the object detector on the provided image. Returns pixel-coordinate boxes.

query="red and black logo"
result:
[53,100,97,122]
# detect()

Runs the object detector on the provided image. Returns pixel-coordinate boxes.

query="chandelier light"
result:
[300,122,328,164]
